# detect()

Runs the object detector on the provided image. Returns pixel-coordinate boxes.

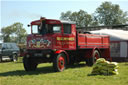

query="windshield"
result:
[32,24,61,35]
[32,25,40,34]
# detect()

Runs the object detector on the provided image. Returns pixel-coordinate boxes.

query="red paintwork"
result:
[58,56,65,71]
[26,18,111,62]
[27,34,52,50]
[94,52,99,59]
[27,18,76,50]
[55,50,69,63]
[31,19,61,25]
[78,34,110,49]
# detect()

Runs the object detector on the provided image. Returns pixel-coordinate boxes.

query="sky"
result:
[1,0,128,34]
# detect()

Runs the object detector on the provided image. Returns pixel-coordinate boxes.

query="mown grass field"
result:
[0,59,128,85]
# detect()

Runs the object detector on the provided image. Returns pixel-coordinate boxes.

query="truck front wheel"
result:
[53,53,67,72]
[86,50,100,66]
[23,56,37,71]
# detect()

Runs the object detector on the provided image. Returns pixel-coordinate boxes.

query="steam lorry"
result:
[23,17,111,72]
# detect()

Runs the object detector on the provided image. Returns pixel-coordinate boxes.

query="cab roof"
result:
[31,18,76,25]
[60,20,76,24]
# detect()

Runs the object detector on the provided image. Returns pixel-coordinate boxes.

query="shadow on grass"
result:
[0,66,54,77]
[87,73,114,76]
[68,63,87,68]
[0,61,12,63]
[0,63,88,77]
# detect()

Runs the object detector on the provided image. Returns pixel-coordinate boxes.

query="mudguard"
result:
[54,50,69,63]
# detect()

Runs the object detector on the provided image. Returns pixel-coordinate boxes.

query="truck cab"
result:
[27,18,76,50]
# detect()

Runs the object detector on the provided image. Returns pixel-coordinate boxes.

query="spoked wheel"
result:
[53,53,67,72]
[86,50,100,66]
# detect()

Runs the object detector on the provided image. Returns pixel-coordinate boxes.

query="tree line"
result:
[60,1,128,27]
[0,1,128,43]
[0,22,27,44]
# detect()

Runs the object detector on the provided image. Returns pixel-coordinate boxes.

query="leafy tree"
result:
[95,1,128,25]
[90,14,99,26]
[60,11,72,21]
[60,10,92,27]
[1,22,27,44]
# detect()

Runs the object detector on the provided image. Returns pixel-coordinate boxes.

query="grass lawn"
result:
[0,60,128,85]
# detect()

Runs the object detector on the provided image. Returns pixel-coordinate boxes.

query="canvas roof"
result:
[90,29,128,41]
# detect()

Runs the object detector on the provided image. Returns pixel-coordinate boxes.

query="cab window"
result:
[53,25,61,33]
[32,24,61,34]
[63,24,71,34]
[32,25,39,34]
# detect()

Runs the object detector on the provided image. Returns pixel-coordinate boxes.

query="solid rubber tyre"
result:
[53,53,67,72]
[23,56,37,71]
[86,50,100,66]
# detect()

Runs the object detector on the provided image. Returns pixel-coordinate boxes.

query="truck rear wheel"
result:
[53,53,66,72]
[23,56,37,71]
[86,50,100,66]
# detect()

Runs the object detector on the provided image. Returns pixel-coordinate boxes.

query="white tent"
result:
[90,29,128,41]
[90,29,128,59]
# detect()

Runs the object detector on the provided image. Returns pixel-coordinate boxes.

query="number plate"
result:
[34,53,43,57]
